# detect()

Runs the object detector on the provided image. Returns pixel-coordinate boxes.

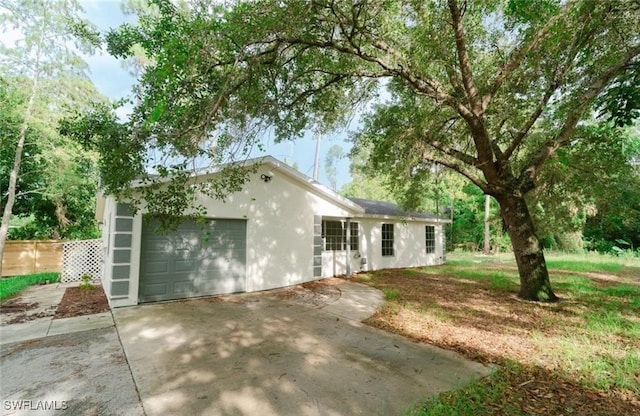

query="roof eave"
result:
[127,155,365,216]
[356,213,452,223]
[262,157,365,215]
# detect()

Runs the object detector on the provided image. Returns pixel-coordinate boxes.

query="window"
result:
[425,225,435,254]
[381,223,394,256]
[322,220,344,251]
[350,222,359,251]
[321,220,359,251]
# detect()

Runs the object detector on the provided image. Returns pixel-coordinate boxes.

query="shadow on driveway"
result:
[115,293,490,416]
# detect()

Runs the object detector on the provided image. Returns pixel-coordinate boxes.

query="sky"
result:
[79,0,354,190]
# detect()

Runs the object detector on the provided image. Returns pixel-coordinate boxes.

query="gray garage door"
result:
[139,217,247,302]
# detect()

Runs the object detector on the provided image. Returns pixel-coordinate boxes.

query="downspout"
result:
[345,218,351,277]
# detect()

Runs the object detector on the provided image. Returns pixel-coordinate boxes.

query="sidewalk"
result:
[320,280,385,321]
[0,283,114,345]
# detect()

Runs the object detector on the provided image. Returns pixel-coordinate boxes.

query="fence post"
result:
[33,241,38,274]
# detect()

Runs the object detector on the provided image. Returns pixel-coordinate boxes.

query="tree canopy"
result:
[0,0,105,269]
[0,77,104,239]
[70,0,640,301]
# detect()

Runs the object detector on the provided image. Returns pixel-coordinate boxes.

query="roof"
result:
[98,155,448,223]
[348,197,448,222]
[255,156,365,214]
[120,155,364,216]
[252,159,448,222]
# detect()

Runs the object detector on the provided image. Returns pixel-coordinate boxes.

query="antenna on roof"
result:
[313,130,322,181]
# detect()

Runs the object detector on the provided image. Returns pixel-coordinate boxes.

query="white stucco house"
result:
[96,156,450,307]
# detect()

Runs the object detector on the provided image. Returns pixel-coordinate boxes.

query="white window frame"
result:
[381,223,394,257]
[322,220,359,251]
[425,225,436,254]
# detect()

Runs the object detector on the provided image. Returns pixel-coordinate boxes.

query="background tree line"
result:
[0,0,104,273]
[340,121,640,257]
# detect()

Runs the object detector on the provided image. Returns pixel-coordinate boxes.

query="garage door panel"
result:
[143,250,173,260]
[144,261,169,274]
[139,217,246,302]
[143,238,175,252]
[175,260,196,273]
[143,282,169,297]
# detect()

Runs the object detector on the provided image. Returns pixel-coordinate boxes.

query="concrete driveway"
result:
[114,282,490,416]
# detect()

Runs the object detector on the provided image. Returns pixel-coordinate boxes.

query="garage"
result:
[139,217,247,302]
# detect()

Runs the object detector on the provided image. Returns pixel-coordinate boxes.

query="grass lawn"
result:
[353,252,640,416]
[0,272,60,301]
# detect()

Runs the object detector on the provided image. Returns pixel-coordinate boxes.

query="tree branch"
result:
[482,2,573,111]
[500,6,608,163]
[521,43,640,187]
[447,0,481,114]
[422,151,487,192]
[445,0,505,184]
[172,66,251,146]
[285,73,350,108]
[501,80,558,162]
[429,140,479,167]
[275,2,482,128]
[273,34,472,117]
[14,188,48,197]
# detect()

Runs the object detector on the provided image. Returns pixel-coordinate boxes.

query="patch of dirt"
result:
[274,278,342,307]
[2,284,111,325]
[1,298,57,325]
[356,267,640,416]
[53,286,111,319]
[0,300,39,314]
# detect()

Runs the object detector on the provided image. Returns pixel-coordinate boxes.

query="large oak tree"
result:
[84,0,639,301]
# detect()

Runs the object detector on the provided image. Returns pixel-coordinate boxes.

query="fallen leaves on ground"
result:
[274,278,342,308]
[355,266,640,416]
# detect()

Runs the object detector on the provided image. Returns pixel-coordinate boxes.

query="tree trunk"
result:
[483,194,491,254]
[0,36,42,277]
[496,192,558,302]
[0,113,30,278]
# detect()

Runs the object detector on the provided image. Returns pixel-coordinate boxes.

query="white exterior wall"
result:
[320,218,446,277]
[321,251,359,278]
[102,166,354,306]
[319,220,360,278]
[99,196,140,308]
[359,218,446,272]
[100,195,114,301]
[322,218,445,277]
[99,159,449,307]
